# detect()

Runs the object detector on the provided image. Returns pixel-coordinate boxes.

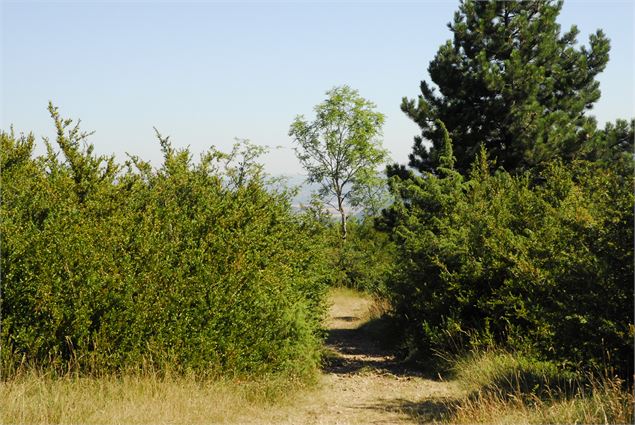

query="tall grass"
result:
[0,369,305,424]
[442,350,634,424]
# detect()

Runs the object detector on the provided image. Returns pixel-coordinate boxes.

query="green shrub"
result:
[297,198,395,295]
[383,129,634,378]
[327,217,395,294]
[1,106,329,378]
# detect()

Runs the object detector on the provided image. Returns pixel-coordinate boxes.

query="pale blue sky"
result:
[2,0,633,174]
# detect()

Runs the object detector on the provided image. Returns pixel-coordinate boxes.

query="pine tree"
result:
[399,0,610,175]
[584,118,634,176]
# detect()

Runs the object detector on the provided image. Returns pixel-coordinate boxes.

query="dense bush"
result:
[337,218,395,295]
[382,126,634,378]
[1,106,330,378]
[303,208,395,294]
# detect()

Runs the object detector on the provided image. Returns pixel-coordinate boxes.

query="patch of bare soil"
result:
[243,289,459,424]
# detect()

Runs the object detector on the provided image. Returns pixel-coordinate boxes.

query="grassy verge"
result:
[0,370,309,424]
[439,350,634,424]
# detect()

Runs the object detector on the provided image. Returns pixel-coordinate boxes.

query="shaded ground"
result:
[324,292,428,378]
[246,288,460,424]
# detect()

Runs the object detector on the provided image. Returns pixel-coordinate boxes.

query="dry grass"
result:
[0,370,306,425]
[449,377,634,424]
[441,350,634,425]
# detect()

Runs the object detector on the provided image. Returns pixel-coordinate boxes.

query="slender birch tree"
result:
[289,86,387,240]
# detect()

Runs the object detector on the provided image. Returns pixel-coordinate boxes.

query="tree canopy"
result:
[397,0,611,175]
[289,86,387,240]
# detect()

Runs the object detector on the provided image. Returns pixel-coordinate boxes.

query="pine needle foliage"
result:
[398,0,612,175]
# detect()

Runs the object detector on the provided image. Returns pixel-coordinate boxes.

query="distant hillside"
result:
[270,174,359,217]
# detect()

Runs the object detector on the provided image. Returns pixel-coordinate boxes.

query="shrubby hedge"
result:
[337,218,395,295]
[382,126,634,378]
[296,198,395,295]
[1,106,330,378]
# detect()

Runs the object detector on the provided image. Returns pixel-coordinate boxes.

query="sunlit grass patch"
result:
[0,370,310,425]
[440,350,634,425]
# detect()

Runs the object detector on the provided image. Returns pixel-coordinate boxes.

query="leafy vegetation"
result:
[290,85,388,240]
[381,0,633,388]
[381,123,633,378]
[396,0,611,175]
[1,2,632,423]
[312,215,396,294]
[1,104,330,378]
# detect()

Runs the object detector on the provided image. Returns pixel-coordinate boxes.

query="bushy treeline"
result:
[379,0,634,381]
[337,218,395,295]
[1,105,330,378]
[301,200,395,294]
[380,125,634,377]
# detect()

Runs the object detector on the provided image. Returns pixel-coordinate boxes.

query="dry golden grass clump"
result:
[441,350,634,425]
[0,369,307,425]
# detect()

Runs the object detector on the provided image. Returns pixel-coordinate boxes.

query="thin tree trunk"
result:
[338,198,347,241]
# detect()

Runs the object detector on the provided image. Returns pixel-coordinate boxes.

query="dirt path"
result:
[249,289,459,424]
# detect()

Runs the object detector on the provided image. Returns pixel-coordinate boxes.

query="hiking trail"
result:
[243,289,459,424]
